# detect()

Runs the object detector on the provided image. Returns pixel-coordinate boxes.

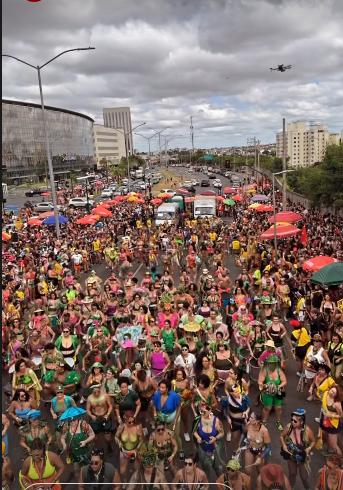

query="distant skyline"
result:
[2,0,343,150]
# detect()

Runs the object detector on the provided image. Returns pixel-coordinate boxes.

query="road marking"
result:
[133,262,144,278]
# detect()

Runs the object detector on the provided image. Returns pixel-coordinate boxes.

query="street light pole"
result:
[116,123,146,191]
[272,169,295,258]
[3,47,95,239]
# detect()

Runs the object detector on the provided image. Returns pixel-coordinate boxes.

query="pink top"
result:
[151,351,166,371]
[157,312,179,329]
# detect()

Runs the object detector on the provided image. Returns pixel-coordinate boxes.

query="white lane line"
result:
[132,262,144,278]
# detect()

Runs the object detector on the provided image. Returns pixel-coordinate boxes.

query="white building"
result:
[276,121,338,167]
[103,107,133,155]
[93,124,126,168]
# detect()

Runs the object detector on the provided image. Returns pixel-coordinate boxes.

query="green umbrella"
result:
[224,198,235,206]
[311,262,343,286]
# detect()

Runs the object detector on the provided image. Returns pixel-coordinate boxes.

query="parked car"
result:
[208,173,216,179]
[33,202,63,213]
[182,181,195,189]
[68,197,94,208]
[25,188,46,197]
[200,179,210,187]
[160,188,176,196]
[100,189,114,198]
[116,186,128,195]
[192,179,200,186]
[213,179,222,188]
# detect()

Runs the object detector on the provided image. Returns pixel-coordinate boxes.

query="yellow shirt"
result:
[292,327,311,347]
[316,376,335,401]
[232,240,240,250]
[209,232,217,242]
[93,240,101,251]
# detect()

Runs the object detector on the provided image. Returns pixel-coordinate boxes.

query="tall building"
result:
[93,124,126,168]
[276,121,336,167]
[103,107,133,155]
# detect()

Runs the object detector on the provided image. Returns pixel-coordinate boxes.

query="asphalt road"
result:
[3,167,330,489]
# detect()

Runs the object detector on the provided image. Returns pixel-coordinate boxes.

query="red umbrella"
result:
[102,199,118,205]
[75,216,97,225]
[115,195,127,202]
[38,211,54,219]
[2,231,11,241]
[200,190,216,196]
[185,196,195,203]
[255,204,274,212]
[223,187,236,194]
[95,202,111,209]
[268,211,303,224]
[232,194,243,202]
[27,218,43,226]
[260,224,301,240]
[177,188,190,195]
[92,207,113,217]
[216,196,224,201]
[151,198,163,206]
[303,256,337,272]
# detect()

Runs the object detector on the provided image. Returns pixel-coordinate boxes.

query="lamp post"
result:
[272,169,294,256]
[2,47,95,238]
[116,123,146,191]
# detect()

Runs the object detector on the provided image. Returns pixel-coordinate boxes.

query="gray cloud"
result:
[2,0,343,149]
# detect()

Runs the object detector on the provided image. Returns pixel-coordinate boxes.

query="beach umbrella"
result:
[42,215,69,225]
[248,203,261,209]
[246,188,256,194]
[151,198,163,206]
[135,198,145,204]
[255,204,273,212]
[223,187,236,194]
[311,262,343,286]
[38,211,54,219]
[95,202,111,209]
[200,190,216,196]
[102,199,118,206]
[223,198,235,206]
[2,231,11,241]
[59,407,87,422]
[232,194,243,202]
[251,194,269,202]
[115,195,127,202]
[303,256,338,273]
[75,216,97,225]
[127,195,138,202]
[158,193,174,199]
[177,188,190,195]
[216,196,224,201]
[27,218,43,226]
[91,207,112,217]
[260,224,301,240]
[268,211,303,224]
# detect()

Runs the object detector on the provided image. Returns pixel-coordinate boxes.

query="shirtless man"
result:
[216,459,251,490]
[86,384,114,450]
[173,452,208,490]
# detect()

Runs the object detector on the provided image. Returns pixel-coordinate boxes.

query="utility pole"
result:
[190,116,194,164]
[282,118,287,210]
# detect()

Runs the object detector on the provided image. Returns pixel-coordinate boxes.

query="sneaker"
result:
[296,371,302,377]
[307,396,314,402]
[79,396,85,404]
[315,417,320,423]
[276,420,283,432]
[184,432,190,442]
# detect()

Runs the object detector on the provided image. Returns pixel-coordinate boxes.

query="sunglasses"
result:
[184,461,193,466]
[90,460,101,466]
[157,427,164,432]
[63,330,70,333]
[291,418,299,423]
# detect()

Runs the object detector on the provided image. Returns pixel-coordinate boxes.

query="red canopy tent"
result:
[92,207,113,217]
[303,256,337,272]
[268,211,303,224]
[232,194,243,202]
[255,204,274,212]
[27,219,43,226]
[223,187,236,194]
[75,216,98,225]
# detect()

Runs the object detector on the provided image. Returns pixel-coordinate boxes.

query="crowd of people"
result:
[2,168,343,490]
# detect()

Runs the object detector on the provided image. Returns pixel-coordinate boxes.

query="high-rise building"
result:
[103,107,133,155]
[275,121,341,167]
[93,124,126,168]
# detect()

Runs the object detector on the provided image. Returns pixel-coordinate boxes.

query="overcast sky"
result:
[2,0,343,150]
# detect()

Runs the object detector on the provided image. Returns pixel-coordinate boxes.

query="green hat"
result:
[226,458,241,471]
[91,362,104,371]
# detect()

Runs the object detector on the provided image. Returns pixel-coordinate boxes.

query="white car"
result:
[100,189,113,198]
[33,202,62,212]
[213,179,222,188]
[182,181,194,188]
[160,188,176,196]
[192,179,200,186]
[68,197,94,208]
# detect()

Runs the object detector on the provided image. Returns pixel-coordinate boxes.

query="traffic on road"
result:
[2,165,343,490]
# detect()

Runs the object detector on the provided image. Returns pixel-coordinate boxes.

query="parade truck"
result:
[155,202,181,226]
[193,195,216,219]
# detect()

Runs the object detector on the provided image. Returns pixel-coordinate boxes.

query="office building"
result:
[2,99,95,184]
[93,124,126,168]
[103,107,133,154]
[276,121,341,167]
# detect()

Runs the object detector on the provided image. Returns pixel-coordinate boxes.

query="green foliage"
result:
[287,144,343,209]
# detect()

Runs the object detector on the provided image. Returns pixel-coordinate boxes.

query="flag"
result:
[300,226,308,246]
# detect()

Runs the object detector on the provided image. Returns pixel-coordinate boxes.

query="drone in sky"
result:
[270,64,292,72]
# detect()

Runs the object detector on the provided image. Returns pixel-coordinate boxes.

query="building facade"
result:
[2,99,95,184]
[103,107,133,155]
[93,124,126,168]
[276,120,342,167]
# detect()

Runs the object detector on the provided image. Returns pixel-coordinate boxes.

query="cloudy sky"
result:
[2,0,343,150]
